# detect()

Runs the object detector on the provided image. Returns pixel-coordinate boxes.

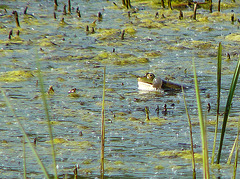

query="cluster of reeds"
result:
[184,43,240,178]
[122,0,131,9]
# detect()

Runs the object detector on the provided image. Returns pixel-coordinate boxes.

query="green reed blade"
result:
[101,66,106,178]
[37,61,58,179]
[23,136,26,179]
[192,59,210,178]
[233,96,240,178]
[182,86,196,179]
[211,42,222,164]
[233,118,240,178]
[1,89,49,178]
[227,137,237,164]
[216,58,240,164]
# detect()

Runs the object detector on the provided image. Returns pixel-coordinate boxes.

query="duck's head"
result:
[137,73,162,91]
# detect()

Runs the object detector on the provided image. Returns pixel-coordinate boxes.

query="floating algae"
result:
[0,70,34,82]
[49,138,95,150]
[159,150,202,162]
[154,165,164,170]
[225,33,240,42]
[94,51,149,65]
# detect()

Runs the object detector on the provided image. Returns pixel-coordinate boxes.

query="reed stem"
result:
[23,136,26,179]
[68,0,71,14]
[218,0,221,12]
[100,66,106,178]
[209,0,212,13]
[182,86,196,179]
[233,118,240,178]
[13,11,20,27]
[37,61,58,179]
[193,59,210,178]
[145,106,150,121]
[211,42,222,164]
[216,58,240,164]
[227,137,237,164]
[168,0,172,10]
[193,3,197,20]
[1,89,49,178]
[161,0,165,8]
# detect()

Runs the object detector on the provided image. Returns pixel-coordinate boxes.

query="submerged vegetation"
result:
[1,0,240,178]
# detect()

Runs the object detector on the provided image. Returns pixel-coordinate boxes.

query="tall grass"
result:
[100,66,106,178]
[192,58,210,178]
[211,42,222,164]
[182,86,196,179]
[216,58,240,164]
[37,61,58,178]
[1,90,50,178]
[23,136,26,179]
[1,60,60,178]
[233,117,240,178]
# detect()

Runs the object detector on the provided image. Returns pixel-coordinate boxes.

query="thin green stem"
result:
[211,42,222,164]
[182,86,196,179]
[233,107,240,178]
[227,137,237,164]
[1,89,49,178]
[193,59,209,179]
[101,66,106,178]
[23,136,26,179]
[37,61,58,179]
[217,58,240,164]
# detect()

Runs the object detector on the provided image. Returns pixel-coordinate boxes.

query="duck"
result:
[137,72,187,91]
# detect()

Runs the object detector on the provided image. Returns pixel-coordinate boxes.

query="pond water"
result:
[1,0,240,178]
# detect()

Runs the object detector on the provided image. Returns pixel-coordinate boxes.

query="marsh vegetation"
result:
[1,0,240,178]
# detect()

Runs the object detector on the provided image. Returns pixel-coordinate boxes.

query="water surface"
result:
[1,0,240,178]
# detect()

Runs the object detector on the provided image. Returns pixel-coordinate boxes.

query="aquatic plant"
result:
[122,0,131,9]
[168,0,172,10]
[233,117,240,178]
[68,0,71,14]
[37,61,58,179]
[100,66,106,178]
[12,11,20,27]
[1,90,49,178]
[216,55,240,164]
[209,0,212,13]
[192,58,210,178]
[193,3,197,20]
[218,0,221,12]
[182,86,196,178]
[211,42,222,164]
[145,106,150,121]
[23,136,26,179]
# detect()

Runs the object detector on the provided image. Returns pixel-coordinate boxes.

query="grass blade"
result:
[216,58,240,164]
[100,66,106,178]
[182,86,196,179]
[192,58,210,178]
[227,137,237,164]
[1,89,49,178]
[23,136,26,179]
[233,118,240,179]
[37,61,58,178]
[211,42,222,164]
